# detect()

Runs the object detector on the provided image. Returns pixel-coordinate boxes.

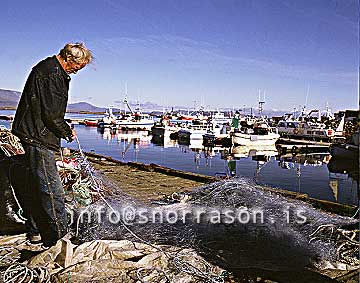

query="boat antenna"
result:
[258,90,265,117]
[123,98,134,115]
[124,82,128,115]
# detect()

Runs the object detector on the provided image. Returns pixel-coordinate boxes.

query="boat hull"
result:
[116,121,154,130]
[84,120,98,127]
[232,132,279,146]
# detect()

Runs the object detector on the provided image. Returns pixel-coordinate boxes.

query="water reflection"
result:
[151,134,178,148]
[276,153,330,194]
[328,157,359,183]
[178,137,231,172]
[175,134,358,204]
[327,157,359,202]
[278,153,331,168]
[230,144,278,159]
[276,152,358,203]
[98,127,151,143]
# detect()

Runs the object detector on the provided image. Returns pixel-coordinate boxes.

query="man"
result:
[12,43,92,247]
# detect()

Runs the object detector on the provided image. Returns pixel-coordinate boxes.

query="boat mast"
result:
[123,83,134,115]
[300,84,310,120]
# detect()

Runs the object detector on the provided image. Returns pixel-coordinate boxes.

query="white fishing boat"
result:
[114,99,154,130]
[177,119,218,141]
[231,122,280,146]
[276,109,344,142]
[97,107,116,128]
[116,114,154,130]
[209,110,232,125]
[178,105,208,121]
[277,120,341,141]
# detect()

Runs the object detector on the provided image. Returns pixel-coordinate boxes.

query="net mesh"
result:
[74,175,359,271]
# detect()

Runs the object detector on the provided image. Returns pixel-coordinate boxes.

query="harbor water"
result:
[1,110,358,206]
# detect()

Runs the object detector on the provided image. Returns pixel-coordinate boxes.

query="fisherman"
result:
[11,43,93,247]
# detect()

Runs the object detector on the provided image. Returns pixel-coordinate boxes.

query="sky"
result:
[0,0,358,112]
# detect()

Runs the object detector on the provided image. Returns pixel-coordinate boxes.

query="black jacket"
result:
[12,56,73,151]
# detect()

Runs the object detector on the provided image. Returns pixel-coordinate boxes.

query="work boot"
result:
[26,233,42,245]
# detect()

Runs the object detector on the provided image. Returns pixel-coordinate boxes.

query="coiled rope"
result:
[2,263,50,283]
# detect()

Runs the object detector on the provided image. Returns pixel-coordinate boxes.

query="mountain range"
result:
[0,89,21,108]
[0,88,164,113]
[0,88,287,116]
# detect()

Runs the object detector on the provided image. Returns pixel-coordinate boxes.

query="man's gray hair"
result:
[59,42,93,64]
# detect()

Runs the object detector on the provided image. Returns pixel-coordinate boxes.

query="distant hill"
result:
[0,88,287,115]
[0,89,21,108]
[0,88,108,112]
[66,102,106,112]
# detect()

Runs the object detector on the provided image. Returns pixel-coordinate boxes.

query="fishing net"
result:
[75,177,359,272]
[0,127,24,157]
[53,139,360,272]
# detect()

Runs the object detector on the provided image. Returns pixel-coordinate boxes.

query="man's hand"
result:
[71,129,77,140]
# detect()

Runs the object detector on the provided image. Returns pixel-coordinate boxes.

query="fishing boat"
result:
[330,132,359,160]
[202,124,232,148]
[84,119,99,127]
[277,120,336,141]
[0,115,14,121]
[115,114,154,130]
[328,155,359,183]
[276,110,345,142]
[231,121,280,146]
[97,107,117,128]
[203,133,232,148]
[209,110,232,125]
[114,99,154,130]
[178,105,208,122]
[177,118,220,142]
[178,127,208,141]
[151,122,179,138]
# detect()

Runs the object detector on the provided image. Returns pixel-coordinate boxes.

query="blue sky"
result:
[0,0,358,111]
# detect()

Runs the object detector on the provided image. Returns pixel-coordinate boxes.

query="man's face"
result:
[65,61,87,74]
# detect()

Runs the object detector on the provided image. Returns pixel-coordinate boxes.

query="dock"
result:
[277,138,330,154]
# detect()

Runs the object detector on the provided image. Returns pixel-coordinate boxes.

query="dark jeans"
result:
[21,143,67,246]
